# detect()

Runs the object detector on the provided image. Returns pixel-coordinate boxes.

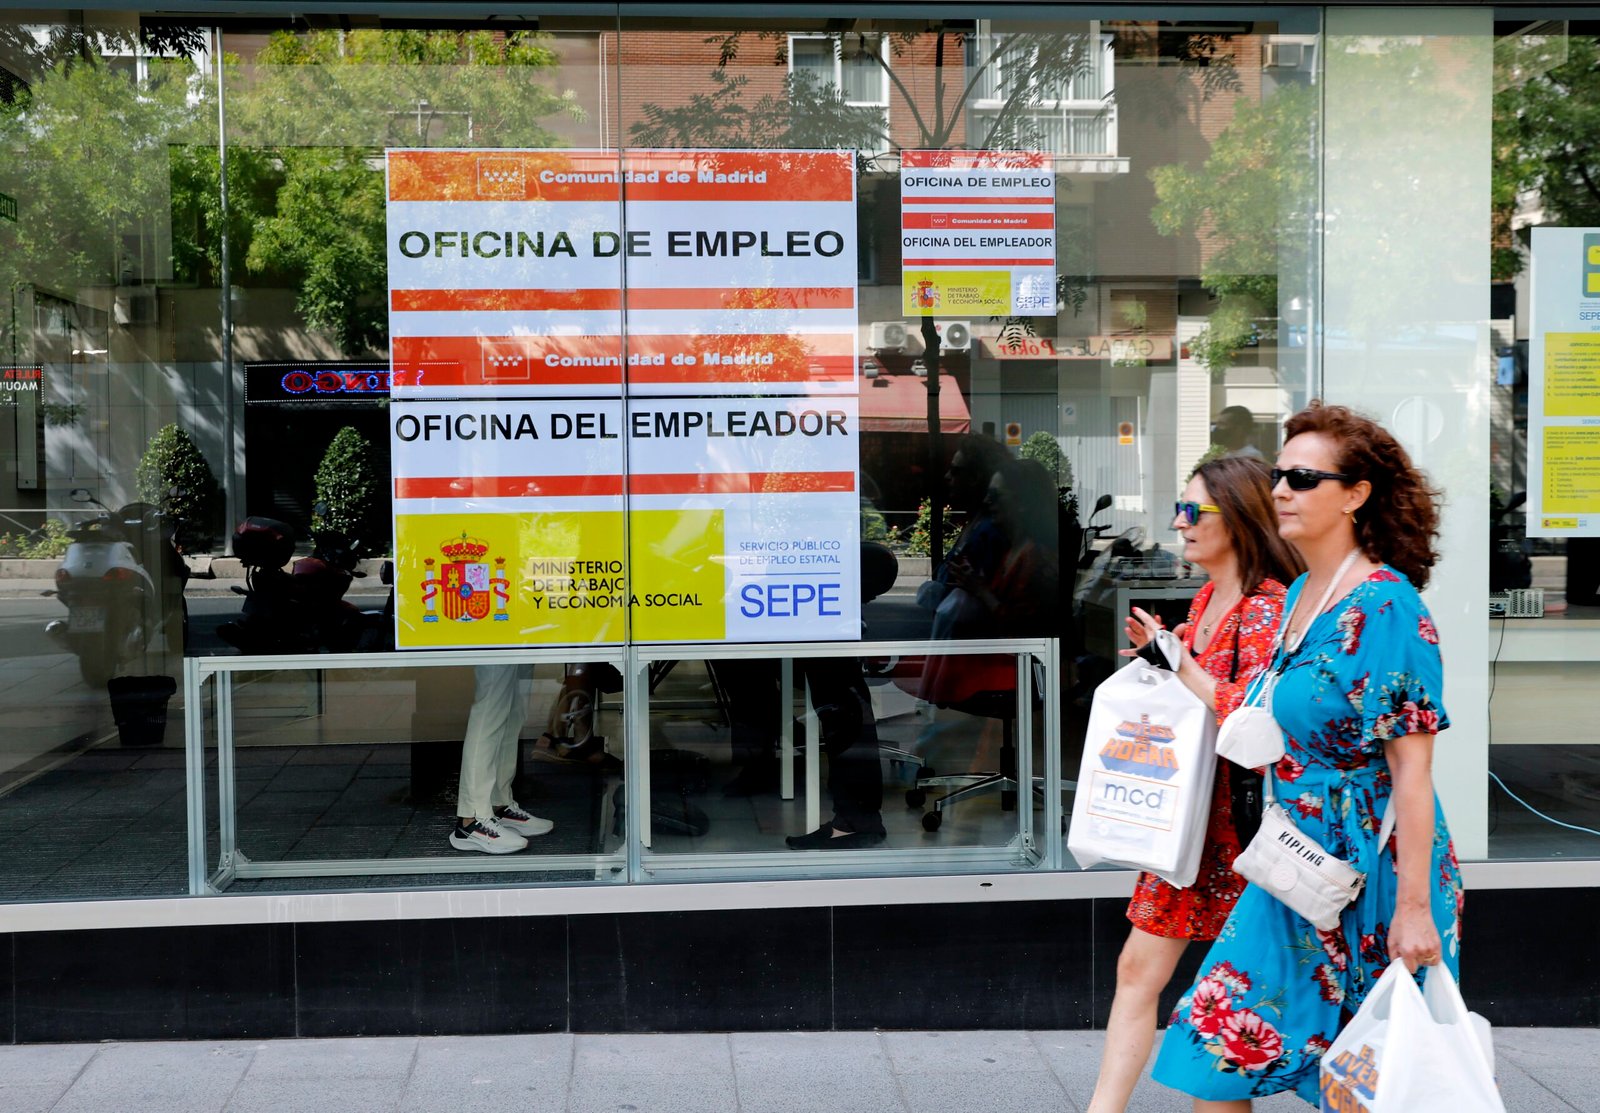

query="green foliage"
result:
[1494,33,1600,281]
[0,51,204,312]
[1020,431,1073,492]
[899,498,959,558]
[0,519,71,559]
[312,426,382,548]
[135,425,219,550]
[216,29,582,355]
[245,149,390,354]
[860,498,890,544]
[1148,82,1317,375]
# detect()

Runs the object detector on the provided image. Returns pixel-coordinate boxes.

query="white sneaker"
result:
[449,816,529,854]
[494,801,554,837]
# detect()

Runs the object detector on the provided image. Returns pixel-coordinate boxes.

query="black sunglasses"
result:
[1271,466,1354,491]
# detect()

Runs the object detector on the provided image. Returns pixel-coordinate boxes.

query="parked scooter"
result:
[44,488,188,687]
[217,516,391,654]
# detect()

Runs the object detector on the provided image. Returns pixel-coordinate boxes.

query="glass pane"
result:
[1487,15,1600,858]
[841,40,882,105]
[199,662,624,892]
[0,10,215,901]
[615,10,1316,877]
[203,19,627,890]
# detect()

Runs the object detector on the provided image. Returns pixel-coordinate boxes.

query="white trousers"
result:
[457,663,526,820]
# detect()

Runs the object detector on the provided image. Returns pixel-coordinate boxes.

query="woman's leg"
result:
[1194,1101,1251,1112]
[1086,927,1190,1113]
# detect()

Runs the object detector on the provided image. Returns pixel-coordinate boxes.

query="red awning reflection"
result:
[857,368,972,434]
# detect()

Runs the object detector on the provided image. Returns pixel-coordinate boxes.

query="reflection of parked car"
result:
[45,488,188,687]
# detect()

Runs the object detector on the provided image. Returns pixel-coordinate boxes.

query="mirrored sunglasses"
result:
[1270,466,1354,491]
[1174,500,1222,526]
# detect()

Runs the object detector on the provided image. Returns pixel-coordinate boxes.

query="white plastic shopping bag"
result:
[1320,961,1503,1113]
[1067,633,1217,888]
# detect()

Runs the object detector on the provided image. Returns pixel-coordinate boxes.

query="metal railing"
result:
[184,638,1062,894]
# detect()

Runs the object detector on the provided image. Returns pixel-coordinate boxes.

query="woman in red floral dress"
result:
[1088,455,1303,1113]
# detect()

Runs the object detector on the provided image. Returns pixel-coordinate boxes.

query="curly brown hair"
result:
[1193,455,1307,593]
[1283,402,1442,589]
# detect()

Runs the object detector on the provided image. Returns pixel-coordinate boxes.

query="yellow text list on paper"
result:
[1543,333,1600,418]
[1542,427,1600,515]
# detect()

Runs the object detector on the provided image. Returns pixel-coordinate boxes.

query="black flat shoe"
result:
[785,826,886,850]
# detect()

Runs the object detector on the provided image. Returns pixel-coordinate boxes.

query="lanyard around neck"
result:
[1280,549,1363,660]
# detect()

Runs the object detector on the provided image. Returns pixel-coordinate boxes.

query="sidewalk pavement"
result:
[0,1028,1593,1112]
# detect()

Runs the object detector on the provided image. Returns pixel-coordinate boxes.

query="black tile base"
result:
[4,888,1597,1042]
[1458,887,1600,1027]
[295,915,567,1037]
[14,923,294,1042]
[569,907,832,1032]
[832,899,1094,1030]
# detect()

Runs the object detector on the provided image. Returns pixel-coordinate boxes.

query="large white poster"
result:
[385,149,861,647]
[1528,227,1600,536]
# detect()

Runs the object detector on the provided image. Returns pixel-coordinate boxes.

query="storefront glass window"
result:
[1488,15,1600,858]
[0,4,1331,903]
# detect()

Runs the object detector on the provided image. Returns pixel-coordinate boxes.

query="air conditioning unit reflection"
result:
[1262,40,1307,69]
[869,320,909,350]
[936,320,972,351]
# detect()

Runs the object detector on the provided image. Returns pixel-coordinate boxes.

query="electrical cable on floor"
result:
[1488,770,1600,838]
[1483,609,1600,838]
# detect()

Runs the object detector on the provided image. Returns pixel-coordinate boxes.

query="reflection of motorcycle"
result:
[45,488,188,686]
[218,516,391,654]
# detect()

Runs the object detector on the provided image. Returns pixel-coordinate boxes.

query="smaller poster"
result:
[1528,227,1600,536]
[900,150,1056,317]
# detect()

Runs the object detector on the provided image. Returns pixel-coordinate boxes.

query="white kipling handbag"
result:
[1231,769,1395,932]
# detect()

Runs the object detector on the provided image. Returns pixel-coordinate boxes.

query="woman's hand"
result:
[1388,901,1443,973]
[1122,609,1218,711]
[948,555,980,593]
[1118,606,1164,655]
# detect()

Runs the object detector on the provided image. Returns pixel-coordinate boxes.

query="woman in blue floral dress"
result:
[1152,403,1463,1109]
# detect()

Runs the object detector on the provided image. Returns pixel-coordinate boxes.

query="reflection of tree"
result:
[2,27,583,357]
[1494,32,1600,280]
[631,25,1105,563]
[217,30,583,354]
[1147,82,1316,375]
[0,48,201,314]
